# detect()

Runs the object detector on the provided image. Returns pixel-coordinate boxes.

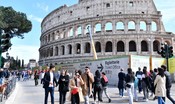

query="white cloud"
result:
[37,3,49,12]
[2,45,39,64]
[28,14,43,23]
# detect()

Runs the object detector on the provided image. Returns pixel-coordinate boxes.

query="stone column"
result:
[101,21,105,34]
[125,39,129,54]
[81,42,84,55]
[137,39,141,54]
[112,21,116,34]
[82,25,85,36]
[147,21,151,33]
[73,26,77,37]
[136,20,140,33]
[113,39,116,55]
[124,21,128,34]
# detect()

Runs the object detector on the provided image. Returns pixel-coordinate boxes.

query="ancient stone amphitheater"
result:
[39,0,175,66]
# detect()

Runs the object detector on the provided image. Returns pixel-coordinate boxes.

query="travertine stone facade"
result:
[39,0,175,65]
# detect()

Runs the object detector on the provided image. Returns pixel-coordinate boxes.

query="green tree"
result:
[0,6,32,38]
[0,6,32,67]
[22,59,24,68]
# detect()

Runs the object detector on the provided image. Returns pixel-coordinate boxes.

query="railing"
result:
[0,76,16,102]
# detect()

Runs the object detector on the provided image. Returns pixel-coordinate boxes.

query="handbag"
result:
[126,84,131,88]
[71,87,78,95]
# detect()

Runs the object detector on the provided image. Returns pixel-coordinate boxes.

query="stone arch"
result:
[52,32,55,41]
[140,21,146,31]
[76,43,81,54]
[77,26,82,36]
[153,40,160,51]
[95,23,102,33]
[48,34,51,42]
[55,46,59,56]
[68,44,72,54]
[117,41,125,52]
[152,21,157,31]
[50,47,53,56]
[68,27,73,37]
[85,42,91,53]
[61,45,65,55]
[85,24,91,35]
[165,41,171,45]
[141,40,148,51]
[95,42,101,53]
[128,21,136,31]
[105,41,113,52]
[116,21,124,31]
[129,41,136,52]
[105,22,112,32]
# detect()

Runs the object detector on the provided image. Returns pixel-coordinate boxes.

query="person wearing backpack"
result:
[101,72,111,103]
[161,65,175,104]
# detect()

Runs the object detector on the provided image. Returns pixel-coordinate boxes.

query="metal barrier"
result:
[0,76,16,102]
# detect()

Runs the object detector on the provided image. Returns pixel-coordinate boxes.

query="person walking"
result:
[125,68,135,104]
[118,68,125,97]
[154,67,166,104]
[43,65,58,104]
[58,70,70,104]
[136,67,143,93]
[34,70,39,86]
[142,67,151,102]
[101,72,111,103]
[93,70,103,103]
[81,66,94,104]
[69,72,84,104]
[161,65,175,104]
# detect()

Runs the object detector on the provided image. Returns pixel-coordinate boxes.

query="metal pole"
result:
[165,44,169,71]
[87,26,98,60]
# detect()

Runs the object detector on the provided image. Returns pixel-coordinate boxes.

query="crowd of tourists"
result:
[118,65,175,104]
[41,65,111,104]
[37,64,175,104]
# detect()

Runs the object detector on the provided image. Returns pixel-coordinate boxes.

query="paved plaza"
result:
[4,79,175,104]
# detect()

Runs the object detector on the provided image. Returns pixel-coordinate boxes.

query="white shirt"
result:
[49,72,54,87]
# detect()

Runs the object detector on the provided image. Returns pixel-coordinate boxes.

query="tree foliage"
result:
[0,6,32,38]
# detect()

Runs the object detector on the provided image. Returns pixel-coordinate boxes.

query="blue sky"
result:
[0,0,174,64]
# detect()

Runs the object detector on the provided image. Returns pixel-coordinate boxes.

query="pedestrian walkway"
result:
[5,79,175,104]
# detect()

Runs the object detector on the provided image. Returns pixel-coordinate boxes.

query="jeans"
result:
[127,83,134,104]
[119,88,124,96]
[93,85,102,101]
[142,81,149,100]
[166,88,175,104]
[59,91,67,104]
[44,87,54,104]
[71,93,80,104]
[84,95,89,104]
[158,97,165,104]
[102,87,110,99]
[134,87,138,101]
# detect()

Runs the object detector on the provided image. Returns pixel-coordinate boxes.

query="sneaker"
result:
[144,99,148,102]
[108,99,111,103]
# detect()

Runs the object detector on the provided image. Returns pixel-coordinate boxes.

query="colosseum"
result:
[39,0,175,66]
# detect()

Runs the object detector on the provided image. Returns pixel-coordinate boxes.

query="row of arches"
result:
[41,20,158,45]
[40,40,161,58]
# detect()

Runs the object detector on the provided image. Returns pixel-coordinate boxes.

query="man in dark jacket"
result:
[118,68,126,97]
[43,65,58,104]
[161,65,175,104]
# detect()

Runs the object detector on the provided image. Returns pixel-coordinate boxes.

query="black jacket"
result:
[58,75,69,92]
[43,71,58,88]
